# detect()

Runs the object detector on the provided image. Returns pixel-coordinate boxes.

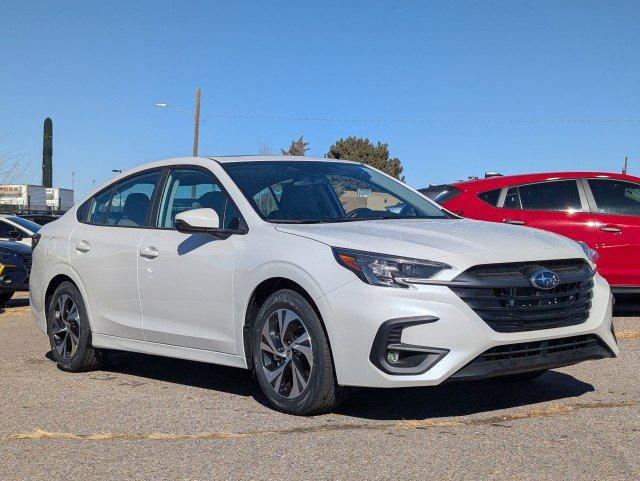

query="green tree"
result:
[281,135,309,156]
[326,136,404,180]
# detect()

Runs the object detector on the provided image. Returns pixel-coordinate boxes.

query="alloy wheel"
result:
[260,308,314,398]
[52,294,81,359]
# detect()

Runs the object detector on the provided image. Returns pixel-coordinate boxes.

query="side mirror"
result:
[175,208,220,234]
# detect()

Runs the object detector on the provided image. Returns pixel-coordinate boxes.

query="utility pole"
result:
[623,156,628,175]
[71,171,75,190]
[192,88,201,157]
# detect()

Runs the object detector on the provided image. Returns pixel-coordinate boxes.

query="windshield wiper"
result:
[268,219,334,224]
[268,215,447,224]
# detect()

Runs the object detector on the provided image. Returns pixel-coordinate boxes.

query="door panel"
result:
[70,225,147,339]
[69,169,162,339]
[587,178,640,287]
[592,215,640,286]
[138,167,241,353]
[497,180,598,248]
[138,230,237,352]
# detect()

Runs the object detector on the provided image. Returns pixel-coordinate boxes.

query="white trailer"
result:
[46,188,75,212]
[0,185,47,212]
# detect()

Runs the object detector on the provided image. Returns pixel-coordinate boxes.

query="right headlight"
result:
[332,247,450,288]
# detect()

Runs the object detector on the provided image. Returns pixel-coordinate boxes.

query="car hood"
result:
[275,218,585,270]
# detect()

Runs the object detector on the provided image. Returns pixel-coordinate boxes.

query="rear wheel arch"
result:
[45,274,78,311]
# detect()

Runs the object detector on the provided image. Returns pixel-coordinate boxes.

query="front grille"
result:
[450,334,613,380]
[480,335,601,361]
[463,259,590,280]
[450,259,594,332]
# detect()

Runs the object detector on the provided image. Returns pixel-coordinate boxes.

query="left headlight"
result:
[332,247,450,288]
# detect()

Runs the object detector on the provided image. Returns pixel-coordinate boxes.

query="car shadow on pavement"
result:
[0,297,30,312]
[97,352,255,397]
[336,371,594,420]
[83,349,594,420]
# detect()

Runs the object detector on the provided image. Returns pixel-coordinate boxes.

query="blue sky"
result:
[1,0,639,198]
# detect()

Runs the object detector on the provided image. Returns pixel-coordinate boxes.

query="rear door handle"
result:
[503,219,526,226]
[600,225,622,233]
[139,246,159,259]
[74,241,91,253]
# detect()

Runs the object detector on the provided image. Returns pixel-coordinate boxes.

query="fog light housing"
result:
[386,350,400,364]
[370,316,449,375]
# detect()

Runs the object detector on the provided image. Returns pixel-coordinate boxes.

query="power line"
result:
[203,113,640,125]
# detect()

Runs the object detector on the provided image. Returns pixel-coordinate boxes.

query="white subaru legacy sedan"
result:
[30,156,618,415]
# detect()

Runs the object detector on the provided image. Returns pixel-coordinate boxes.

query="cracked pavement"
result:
[1,293,639,480]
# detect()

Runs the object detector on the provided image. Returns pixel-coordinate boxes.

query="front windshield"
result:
[222,161,449,223]
[7,216,41,233]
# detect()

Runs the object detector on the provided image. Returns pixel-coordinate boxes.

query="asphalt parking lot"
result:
[1,293,639,480]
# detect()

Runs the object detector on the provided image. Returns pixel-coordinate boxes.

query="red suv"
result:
[421,172,640,293]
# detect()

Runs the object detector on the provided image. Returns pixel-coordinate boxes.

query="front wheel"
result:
[252,289,342,415]
[47,282,101,372]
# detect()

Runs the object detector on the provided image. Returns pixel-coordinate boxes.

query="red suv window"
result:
[477,188,501,206]
[588,179,640,216]
[501,180,582,212]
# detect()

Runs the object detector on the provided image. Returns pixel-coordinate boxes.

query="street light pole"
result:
[156,88,203,157]
[192,88,201,157]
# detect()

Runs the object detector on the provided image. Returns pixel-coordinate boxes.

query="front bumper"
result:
[319,273,617,388]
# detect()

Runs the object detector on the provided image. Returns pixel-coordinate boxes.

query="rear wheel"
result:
[47,282,101,372]
[252,289,342,415]
[0,291,14,306]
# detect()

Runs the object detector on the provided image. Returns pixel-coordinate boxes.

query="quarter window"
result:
[478,188,501,207]
[588,179,640,216]
[156,169,241,230]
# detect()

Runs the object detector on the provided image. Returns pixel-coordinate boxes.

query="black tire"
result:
[0,291,14,306]
[252,289,343,415]
[47,281,101,372]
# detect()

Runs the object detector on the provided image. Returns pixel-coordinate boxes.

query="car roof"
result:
[450,171,640,192]
[207,155,357,164]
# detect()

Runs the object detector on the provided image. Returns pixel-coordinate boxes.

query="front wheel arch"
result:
[243,277,331,372]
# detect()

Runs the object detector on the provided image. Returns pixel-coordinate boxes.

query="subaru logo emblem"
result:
[530,269,560,290]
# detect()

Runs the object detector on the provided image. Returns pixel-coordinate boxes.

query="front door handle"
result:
[600,225,622,233]
[139,246,159,259]
[74,241,91,253]
[503,219,526,226]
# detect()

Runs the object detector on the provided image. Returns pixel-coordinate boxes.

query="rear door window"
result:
[87,171,161,227]
[503,187,521,209]
[587,179,640,216]
[515,180,582,212]
[88,188,114,225]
